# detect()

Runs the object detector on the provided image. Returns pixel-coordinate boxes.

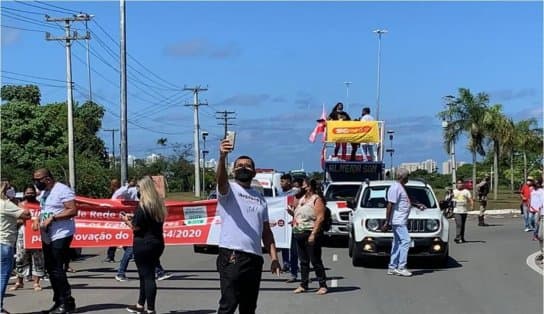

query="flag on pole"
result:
[309,104,327,143]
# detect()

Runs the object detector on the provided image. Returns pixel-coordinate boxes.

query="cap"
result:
[527,176,535,181]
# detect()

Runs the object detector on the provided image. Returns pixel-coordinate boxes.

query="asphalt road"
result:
[5,216,542,314]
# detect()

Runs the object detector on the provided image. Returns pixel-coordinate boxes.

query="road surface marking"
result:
[331,279,338,288]
[526,251,543,275]
[332,254,338,262]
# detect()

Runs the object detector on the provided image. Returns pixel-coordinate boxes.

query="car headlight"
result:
[426,219,439,232]
[366,219,380,231]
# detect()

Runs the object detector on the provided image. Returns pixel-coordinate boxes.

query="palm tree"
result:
[482,104,512,200]
[514,118,539,180]
[438,88,489,197]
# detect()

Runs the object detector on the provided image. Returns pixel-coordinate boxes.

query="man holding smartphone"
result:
[215,138,281,314]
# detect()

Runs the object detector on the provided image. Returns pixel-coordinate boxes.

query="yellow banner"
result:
[326,120,380,143]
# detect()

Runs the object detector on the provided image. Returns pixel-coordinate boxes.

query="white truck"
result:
[254,169,283,197]
[347,179,450,267]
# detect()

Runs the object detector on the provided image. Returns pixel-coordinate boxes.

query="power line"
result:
[0,24,45,33]
[2,70,66,83]
[14,0,76,15]
[35,0,79,14]
[1,76,67,88]
[1,6,48,16]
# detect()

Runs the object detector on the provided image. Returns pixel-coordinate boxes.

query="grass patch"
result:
[435,188,521,210]
[166,191,207,201]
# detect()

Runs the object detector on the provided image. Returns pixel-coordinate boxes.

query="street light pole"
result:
[442,95,457,186]
[201,131,208,195]
[386,130,395,178]
[373,29,388,121]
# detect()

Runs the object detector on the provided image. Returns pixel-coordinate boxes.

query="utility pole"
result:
[46,14,91,191]
[201,131,209,195]
[120,0,128,185]
[78,13,94,102]
[344,81,352,112]
[104,128,119,170]
[184,86,208,198]
[216,110,236,138]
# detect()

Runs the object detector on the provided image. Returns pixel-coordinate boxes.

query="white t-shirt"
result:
[361,114,375,121]
[217,181,269,256]
[453,189,472,214]
[529,189,544,215]
[111,185,138,200]
[39,182,76,243]
[0,199,24,247]
[387,182,411,225]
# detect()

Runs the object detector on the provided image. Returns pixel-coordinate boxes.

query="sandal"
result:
[316,287,328,295]
[293,286,306,294]
[66,267,76,273]
[33,283,42,291]
[8,282,23,291]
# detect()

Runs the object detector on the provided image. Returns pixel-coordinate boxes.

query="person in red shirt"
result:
[520,176,535,232]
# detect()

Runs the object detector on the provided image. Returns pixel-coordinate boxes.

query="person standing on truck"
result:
[381,168,413,277]
[216,139,281,314]
[359,107,375,161]
[328,102,352,159]
[476,175,490,227]
[278,174,299,283]
[453,178,474,243]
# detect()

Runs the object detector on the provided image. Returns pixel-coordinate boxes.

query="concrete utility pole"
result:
[46,14,91,191]
[201,131,209,195]
[184,86,208,198]
[104,128,119,169]
[216,110,236,138]
[78,13,94,102]
[373,29,388,121]
[120,0,128,185]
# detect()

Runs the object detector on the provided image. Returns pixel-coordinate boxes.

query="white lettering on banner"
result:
[31,235,41,244]
[163,229,202,239]
[183,206,207,226]
[74,232,113,243]
[89,211,118,219]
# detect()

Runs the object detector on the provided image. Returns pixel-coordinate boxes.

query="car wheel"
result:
[351,243,365,267]
[348,235,354,258]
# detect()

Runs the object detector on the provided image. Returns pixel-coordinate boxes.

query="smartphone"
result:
[226,131,236,151]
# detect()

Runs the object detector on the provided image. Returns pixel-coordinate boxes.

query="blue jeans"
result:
[362,144,374,159]
[1,244,15,309]
[281,236,299,278]
[117,246,165,277]
[523,204,536,229]
[389,225,410,270]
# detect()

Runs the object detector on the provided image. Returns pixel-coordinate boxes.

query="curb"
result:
[466,209,519,215]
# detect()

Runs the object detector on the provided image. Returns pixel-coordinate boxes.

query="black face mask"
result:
[295,188,307,199]
[34,181,46,191]
[234,168,254,183]
[23,195,37,202]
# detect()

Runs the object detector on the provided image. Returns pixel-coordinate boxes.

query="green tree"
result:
[438,88,489,197]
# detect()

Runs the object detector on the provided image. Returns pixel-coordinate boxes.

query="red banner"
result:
[24,197,219,249]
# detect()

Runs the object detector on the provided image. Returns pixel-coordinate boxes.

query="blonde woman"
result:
[122,176,167,314]
[1,180,31,314]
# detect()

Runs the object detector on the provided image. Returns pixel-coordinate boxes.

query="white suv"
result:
[348,180,449,267]
[323,181,363,240]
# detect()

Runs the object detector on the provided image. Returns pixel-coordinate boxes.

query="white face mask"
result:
[291,187,301,194]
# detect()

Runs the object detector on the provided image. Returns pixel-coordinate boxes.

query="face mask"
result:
[6,189,15,199]
[291,187,301,195]
[24,195,37,202]
[234,168,253,183]
[295,188,307,198]
[35,181,47,191]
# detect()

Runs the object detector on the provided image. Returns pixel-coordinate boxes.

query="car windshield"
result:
[325,184,361,202]
[360,185,437,208]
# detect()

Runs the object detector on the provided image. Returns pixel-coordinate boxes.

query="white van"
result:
[254,169,284,197]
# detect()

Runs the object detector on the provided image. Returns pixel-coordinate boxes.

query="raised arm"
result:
[217,139,233,195]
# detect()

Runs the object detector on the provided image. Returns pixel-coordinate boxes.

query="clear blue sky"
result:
[2,1,542,172]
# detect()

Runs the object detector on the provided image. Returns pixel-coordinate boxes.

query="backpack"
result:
[321,206,333,232]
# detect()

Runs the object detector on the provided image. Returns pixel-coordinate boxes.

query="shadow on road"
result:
[167,311,216,314]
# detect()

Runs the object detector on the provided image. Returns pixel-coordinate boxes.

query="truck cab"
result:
[254,169,283,198]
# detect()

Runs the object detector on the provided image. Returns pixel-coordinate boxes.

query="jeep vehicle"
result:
[347,180,450,267]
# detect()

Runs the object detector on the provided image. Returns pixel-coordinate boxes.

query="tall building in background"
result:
[399,159,438,173]
[442,160,466,174]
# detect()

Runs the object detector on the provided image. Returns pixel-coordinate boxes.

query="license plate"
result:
[410,240,415,248]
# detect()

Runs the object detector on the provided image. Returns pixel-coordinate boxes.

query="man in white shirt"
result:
[382,168,413,277]
[453,179,473,243]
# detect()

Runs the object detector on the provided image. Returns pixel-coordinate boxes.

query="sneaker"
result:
[156,273,172,281]
[525,228,531,232]
[387,268,396,275]
[395,269,413,277]
[126,304,144,313]
[103,257,115,263]
[536,254,543,262]
[115,275,129,282]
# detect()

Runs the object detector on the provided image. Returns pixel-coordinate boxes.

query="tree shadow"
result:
[75,303,127,313]
[357,256,463,271]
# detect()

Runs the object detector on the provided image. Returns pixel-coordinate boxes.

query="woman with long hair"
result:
[328,102,352,159]
[10,185,45,292]
[122,177,167,314]
[292,178,328,295]
[1,180,31,314]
